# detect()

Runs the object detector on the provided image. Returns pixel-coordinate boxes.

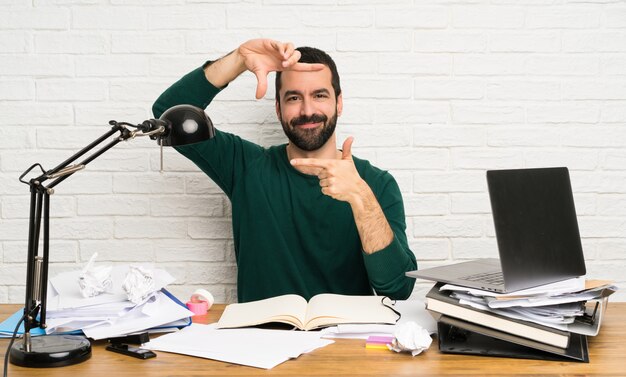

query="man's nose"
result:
[300,98,315,116]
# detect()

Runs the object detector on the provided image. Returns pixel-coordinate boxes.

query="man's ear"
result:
[275,100,281,120]
[337,94,343,117]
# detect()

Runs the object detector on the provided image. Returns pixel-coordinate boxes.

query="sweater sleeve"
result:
[152,65,221,119]
[362,173,417,300]
[151,65,263,197]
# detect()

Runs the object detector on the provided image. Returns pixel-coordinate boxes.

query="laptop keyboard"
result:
[462,271,505,286]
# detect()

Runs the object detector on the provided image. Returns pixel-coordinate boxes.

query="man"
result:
[153,39,417,303]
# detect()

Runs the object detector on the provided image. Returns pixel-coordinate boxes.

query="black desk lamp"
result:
[8,105,214,368]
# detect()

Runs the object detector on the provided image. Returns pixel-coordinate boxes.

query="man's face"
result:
[276,67,342,151]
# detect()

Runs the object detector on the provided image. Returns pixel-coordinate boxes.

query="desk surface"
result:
[1,303,625,376]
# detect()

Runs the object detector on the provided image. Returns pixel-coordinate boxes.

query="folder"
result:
[436,315,589,363]
[0,310,48,338]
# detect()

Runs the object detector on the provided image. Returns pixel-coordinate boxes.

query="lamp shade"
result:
[159,104,215,146]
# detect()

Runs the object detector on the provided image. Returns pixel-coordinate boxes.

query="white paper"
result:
[451,293,610,336]
[144,324,334,369]
[45,318,112,334]
[443,282,617,335]
[322,324,396,339]
[46,300,134,319]
[486,285,617,308]
[82,290,193,340]
[440,277,586,298]
[320,299,437,339]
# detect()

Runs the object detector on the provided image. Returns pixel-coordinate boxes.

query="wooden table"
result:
[1,303,625,376]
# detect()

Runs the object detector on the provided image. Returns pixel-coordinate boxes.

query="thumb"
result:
[342,137,354,160]
[253,70,268,99]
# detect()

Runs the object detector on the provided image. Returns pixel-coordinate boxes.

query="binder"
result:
[437,315,589,363]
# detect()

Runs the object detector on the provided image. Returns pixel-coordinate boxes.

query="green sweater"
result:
[152,67,417,303]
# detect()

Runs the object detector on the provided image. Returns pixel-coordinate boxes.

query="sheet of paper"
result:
[320,299,437,339]
[440,276,586,298]
[321,324,396,339]
[46,299,134,318]
[454,294,609,335]
[81,290,193,340]
[45,318,112,334]
[486,288,612,308]
[144,324,334,369]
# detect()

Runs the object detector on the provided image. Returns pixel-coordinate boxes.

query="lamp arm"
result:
[11,105,209,368]
[19,122,137,336]
[18,104,209,340]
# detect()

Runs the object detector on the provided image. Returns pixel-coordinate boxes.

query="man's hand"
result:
[291,137,394,254]
[204,39,324,99]
[290,137,366,204]
[238,39,325,99]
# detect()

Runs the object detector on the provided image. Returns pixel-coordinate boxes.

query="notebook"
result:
[407,167,586,293]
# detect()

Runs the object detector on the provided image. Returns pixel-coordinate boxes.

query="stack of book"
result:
[425,279,616,362]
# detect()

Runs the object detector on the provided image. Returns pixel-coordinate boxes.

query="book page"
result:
[217,294,308,329]
[304,294,398,330]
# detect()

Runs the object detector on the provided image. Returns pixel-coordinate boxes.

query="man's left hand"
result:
[290,137,366,203]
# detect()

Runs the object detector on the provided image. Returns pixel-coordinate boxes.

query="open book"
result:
[216,294,399,331]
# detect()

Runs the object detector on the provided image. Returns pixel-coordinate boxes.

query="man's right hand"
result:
[204,39,324,100]
[237,39,324,99]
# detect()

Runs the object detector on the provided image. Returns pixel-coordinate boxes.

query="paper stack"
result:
[144,323,334,369]
[424,277,617,362]
[0,265,193,340]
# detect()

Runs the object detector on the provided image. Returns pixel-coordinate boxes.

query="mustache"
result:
[289,114,328,127]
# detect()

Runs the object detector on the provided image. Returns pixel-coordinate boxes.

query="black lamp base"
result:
[9,334,92,368]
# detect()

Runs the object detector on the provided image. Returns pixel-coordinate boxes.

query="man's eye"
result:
[286,96,299,102]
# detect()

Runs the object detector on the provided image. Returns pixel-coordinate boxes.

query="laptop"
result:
[406,167,586,293]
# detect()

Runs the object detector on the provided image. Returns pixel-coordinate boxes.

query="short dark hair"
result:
[275,46,341,103]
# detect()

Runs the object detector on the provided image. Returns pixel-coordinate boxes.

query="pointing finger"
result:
[290,158,331,168]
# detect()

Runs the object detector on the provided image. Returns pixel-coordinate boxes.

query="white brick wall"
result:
[1,1,625,304]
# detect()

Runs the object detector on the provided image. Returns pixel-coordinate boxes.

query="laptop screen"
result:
[487,167,587,292]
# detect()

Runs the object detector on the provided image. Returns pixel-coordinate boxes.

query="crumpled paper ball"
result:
[122,265,155,304]
[78,252,113,298]
[388,321,433,356]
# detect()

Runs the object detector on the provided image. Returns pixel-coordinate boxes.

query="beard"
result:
[279,110,338,152]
